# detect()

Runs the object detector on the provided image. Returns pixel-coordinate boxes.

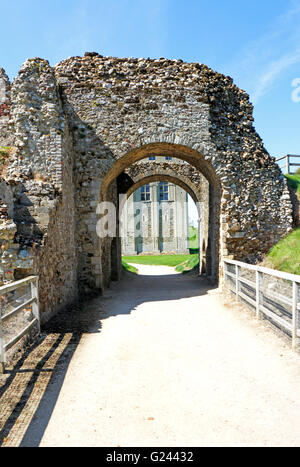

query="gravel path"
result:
[5,264,300,447]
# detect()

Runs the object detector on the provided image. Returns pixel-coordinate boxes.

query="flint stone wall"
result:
[0,68,14,147]
[1,59,78,321]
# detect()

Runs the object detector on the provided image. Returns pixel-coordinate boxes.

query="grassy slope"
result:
[265,227,300,275]
[123,254,199,274]
[188,226,198,249]
[122,254,195,267]
[121,260,138,274]
[263,174,300,275]
[285,173,300,196]
[175,255,199,273]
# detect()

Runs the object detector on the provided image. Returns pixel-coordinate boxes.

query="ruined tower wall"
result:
[0,68,13,147]
[4,59,78,321]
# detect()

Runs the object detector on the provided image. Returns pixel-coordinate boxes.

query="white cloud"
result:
[229,0,300,103]
[291,77,300,102]
[252,48,300,103]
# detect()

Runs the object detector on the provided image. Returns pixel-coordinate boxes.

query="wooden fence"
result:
[0,276,40,373]
[276,154,300,174]
[224,259,300,350]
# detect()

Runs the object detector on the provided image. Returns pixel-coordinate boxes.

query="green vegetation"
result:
[122,253,199,274]
[122,254,195,267]
[121,260,138,274]
[0,146,11,174]
[265,227,300,276]
[175,255,199,274]
[0,146,11,159]
[188,225,198,250]
[285,173,300,196]
[0,146,11,153]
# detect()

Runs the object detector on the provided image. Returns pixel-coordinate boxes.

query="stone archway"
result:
[99,143,219,198]
[123,159,210,268]
[98,142,222,289]
[121,174,203,213]
[116,171,208,279]
[1,54,293,320]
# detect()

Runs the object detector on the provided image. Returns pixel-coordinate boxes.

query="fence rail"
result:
[223,259,300,350]
[276,154,300,174]
[0,276,40,373]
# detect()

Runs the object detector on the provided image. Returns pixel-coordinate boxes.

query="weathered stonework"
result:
[288,184,300,227]
[124,160,209,205]
[0,53,294,322]
[0,59,78,321]
[0,68,13,147]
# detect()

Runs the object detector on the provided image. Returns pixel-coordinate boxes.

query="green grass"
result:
[122,254,196,267]
[285,174,300,196]
[0,146,11,160]
[188,225,199,249]
[121,260,138,274]
[0,146,10,155]
[175,255,199,273]
[265,227,300,275]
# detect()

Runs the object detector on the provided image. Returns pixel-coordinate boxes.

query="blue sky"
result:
[0,0,299,159]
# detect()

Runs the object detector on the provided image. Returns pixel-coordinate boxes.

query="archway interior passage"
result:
[100,147,218,285]
[120,178,201,260]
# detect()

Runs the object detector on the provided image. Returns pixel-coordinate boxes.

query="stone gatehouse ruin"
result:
[0,53,294,322]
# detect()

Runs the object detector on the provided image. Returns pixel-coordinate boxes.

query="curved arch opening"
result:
[99,142,220,201]
[96,143,221,289]
[120,178,203,260]
[120,173,202,216]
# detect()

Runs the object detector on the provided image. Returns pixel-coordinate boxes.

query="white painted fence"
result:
[0,276,40,373]
[224,259,300,350]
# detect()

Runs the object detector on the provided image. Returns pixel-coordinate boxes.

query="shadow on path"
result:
[0,268,213,447]
[0,302,103,447]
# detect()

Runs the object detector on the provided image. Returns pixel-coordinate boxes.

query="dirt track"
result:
[1,264,300,447]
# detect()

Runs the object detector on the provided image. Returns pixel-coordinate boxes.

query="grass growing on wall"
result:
[0,146,11,160]
[264,227,300,276]
[0,146,12,175]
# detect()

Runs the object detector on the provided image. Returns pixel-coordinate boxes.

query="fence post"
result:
[223,261,227,285]
[235,264,240,302]
[286,155,290,174]
[31,278,40,335]
[0,306,5,374]
[292,281,299,351]
[256,270,263,320]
